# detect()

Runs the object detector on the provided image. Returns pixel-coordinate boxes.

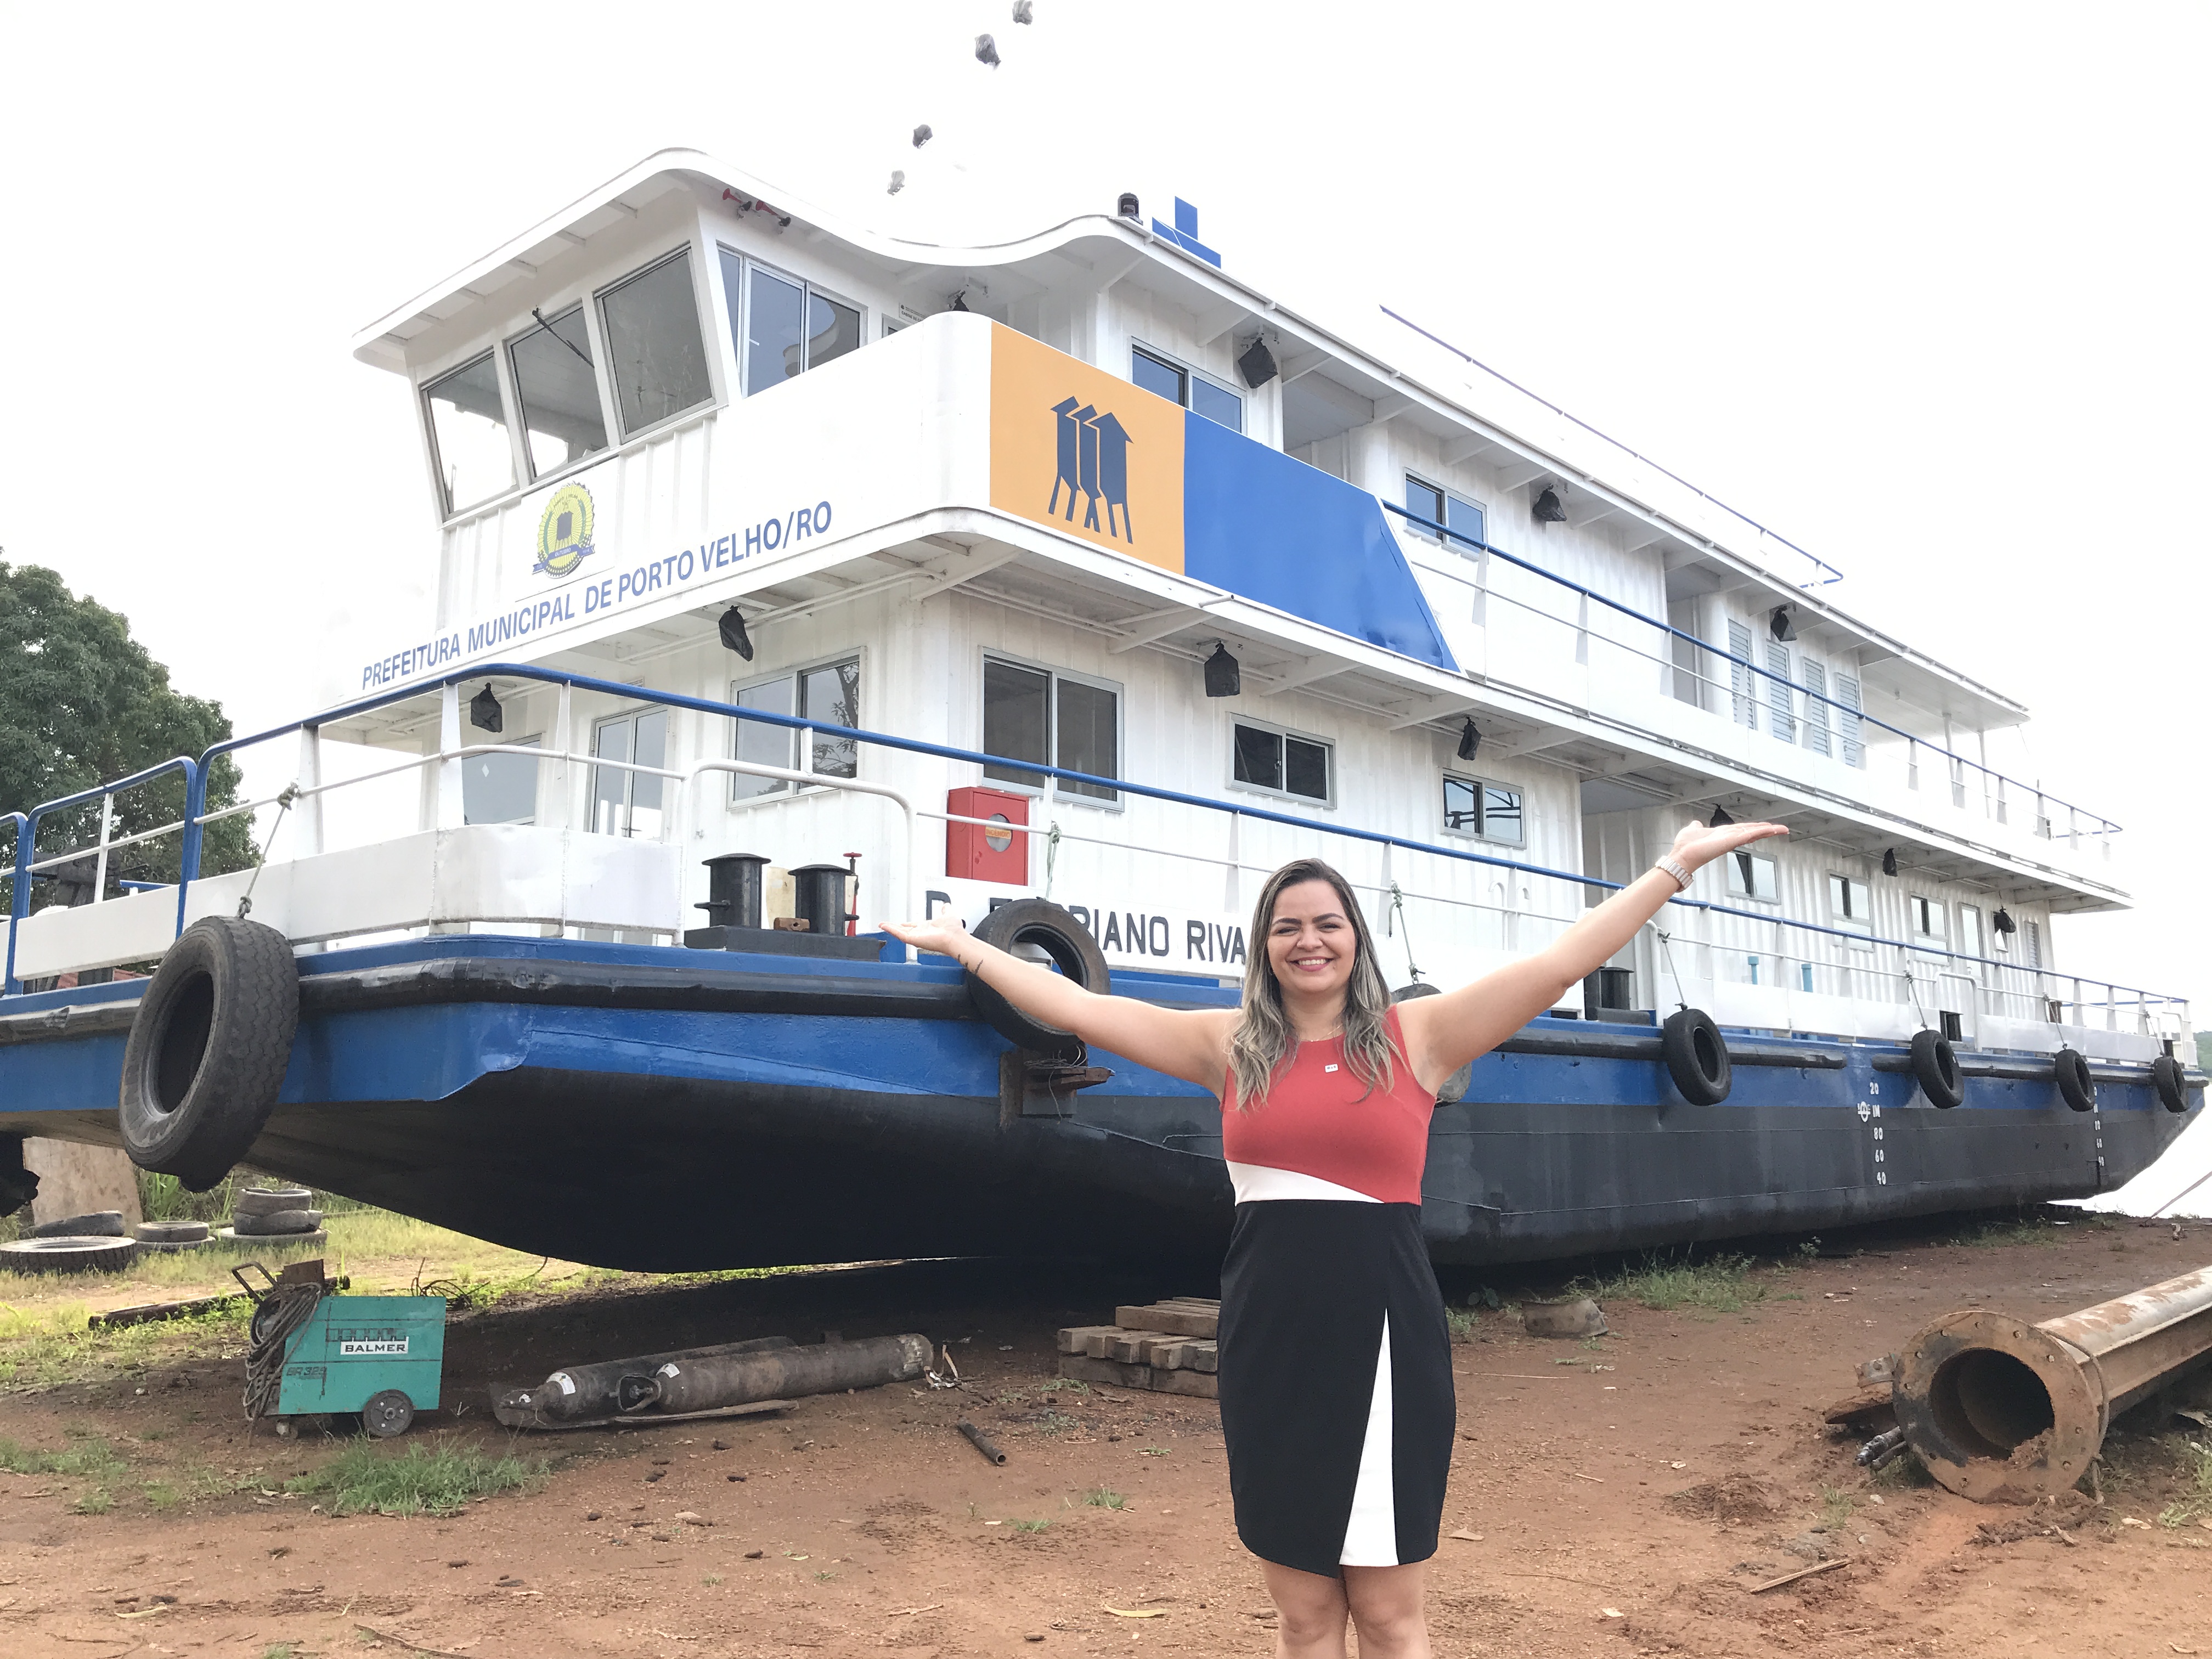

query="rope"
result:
[1653,926,1690,1013]
[1042,821,1062,900]
[1388,884,1423,984]
[234,783,299,921]
[242,1279,325,1419]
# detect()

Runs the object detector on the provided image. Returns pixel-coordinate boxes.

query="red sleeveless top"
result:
[1218,1005,1434,1204]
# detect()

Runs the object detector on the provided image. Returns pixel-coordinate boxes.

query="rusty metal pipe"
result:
[1895,1262,2212,1502]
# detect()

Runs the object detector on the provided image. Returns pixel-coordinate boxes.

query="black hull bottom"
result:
[18,1064,2176,1273]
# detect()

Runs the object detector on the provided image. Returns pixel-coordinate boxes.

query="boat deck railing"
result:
[1385,501,2120,855]
[0,664,2184,1047]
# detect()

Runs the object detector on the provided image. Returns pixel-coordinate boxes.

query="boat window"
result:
[1726,851,1779,902]
[1911,895,1946,943]
[1766,642,1795,743]
[1801,659,1832,758]
[509,305,608,478]
[1404,476,1486,550]
[1727,620,1757,730]
[729,658,862,802]
[1441,774,1522,845]
[721,250,864,396]
[1827,873,1871,932]
[981,657,1120,803]
[464,735,540,825]
[1958,903,1985,960]
[1131,345,1243,433]
[597,250,714,435]
[2024,919,2042,969]
[1232,720,1330,805]
[1836,673,1865,768]
[423,353,514,516]
[590,709,668,838]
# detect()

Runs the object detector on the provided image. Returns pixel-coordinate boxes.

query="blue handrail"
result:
[4,759,200,995]
[1382,501,2120,839]
[153,663,2179,1008]
[0,663,2174,1007]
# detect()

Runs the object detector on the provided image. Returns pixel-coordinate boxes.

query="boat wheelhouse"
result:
[0,150,2196,1269]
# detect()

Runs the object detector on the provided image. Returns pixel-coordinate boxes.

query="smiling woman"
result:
[883,812,1786,1657]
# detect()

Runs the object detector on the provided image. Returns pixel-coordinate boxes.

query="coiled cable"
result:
[242,1281,325,1420]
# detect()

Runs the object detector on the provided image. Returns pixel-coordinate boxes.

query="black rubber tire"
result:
[117,917,300,1192]
[965,899,1111,1062]
[2054,1047,2097,1113]
[24,1210,127,1239]
[362,1389,415,1438]
[134,1220,211,1243]
[0,1235,139,1274]
[232,1186,313,1218]
[1910,1029,1965,1109]
[1661,1008,1732,1105]
[1389,983,1472,1104]
[232,1208,322,1237]
[2151,1054,2191,1114]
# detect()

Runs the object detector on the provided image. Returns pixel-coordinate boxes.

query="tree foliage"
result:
[0,560,255,906]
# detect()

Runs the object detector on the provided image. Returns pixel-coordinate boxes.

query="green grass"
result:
[0,1433,128,1479]
[1008,1517,1052,1533]
[1444,1308,1477,1341]
[263,1645,299,1659]
[1579,1252,1769,1314]
[0,1299,252,1391]
[72,1486,115,1514]
[1873,1447,1934,1488]
[2157,1441,2212,1529]
[143,1481,180,1510]
[1083,1487,1125,1509]
[1960,1214,2065,1250]
[284,1441,549,1517]
[1821,1485,1854,1530]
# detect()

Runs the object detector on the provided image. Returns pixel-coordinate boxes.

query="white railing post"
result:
[295,725,324,857]
[553,682,574,831]
[91,793,112,904]
[436,682,466,831]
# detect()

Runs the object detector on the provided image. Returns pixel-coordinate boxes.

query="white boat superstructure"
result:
[3,149,2179,1067]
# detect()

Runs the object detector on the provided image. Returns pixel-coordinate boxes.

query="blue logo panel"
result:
[1180,413,1458,673]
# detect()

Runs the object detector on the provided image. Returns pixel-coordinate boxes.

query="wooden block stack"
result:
[1056,1299,1220,1398]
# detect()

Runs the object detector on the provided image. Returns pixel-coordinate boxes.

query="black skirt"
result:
[1217,1199,1455,1577]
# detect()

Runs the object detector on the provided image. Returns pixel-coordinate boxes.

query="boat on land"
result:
[0,150,2197,1270]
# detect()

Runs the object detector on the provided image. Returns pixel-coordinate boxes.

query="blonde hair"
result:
[1227,858,1396,1110]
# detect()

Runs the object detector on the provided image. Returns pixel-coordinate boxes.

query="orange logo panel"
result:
[989,324,1184,574]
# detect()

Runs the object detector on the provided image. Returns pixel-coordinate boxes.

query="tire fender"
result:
[965,899,1111,1062]
[119,917,300,1191]
[1910,1029,1965,1110]
[1661,1008,1732,1106]
[2053,1046,2097,1114]
[1389,983,1472,1104]
[2150,1053,2192,1114]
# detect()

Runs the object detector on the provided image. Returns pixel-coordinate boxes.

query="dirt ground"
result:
[3,1216,2210,1658]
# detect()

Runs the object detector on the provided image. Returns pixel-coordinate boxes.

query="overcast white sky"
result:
[2,1,2207,1045]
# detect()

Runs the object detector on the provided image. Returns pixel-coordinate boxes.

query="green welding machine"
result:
[238,1262,447,1437]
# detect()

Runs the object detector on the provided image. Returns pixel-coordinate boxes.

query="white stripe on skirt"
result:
[1338,1311,1397,1565]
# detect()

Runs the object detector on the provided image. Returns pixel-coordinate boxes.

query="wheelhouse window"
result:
[423,353,514,516]
[721,250,862,396]
[591,709,668,838]
[1726,851,1780,902]
[508,304,608,478]
[597,249,714,435]
[463,735,540,825]
[1829,873,1872,932]
[731,657,862,802]
[1441,774,1522,844]
[1911,895,1947,944]
[1404,476,1487,550]
[981,659,1120,803]
[1233,721,1330,804]
[1131,345,1243,432]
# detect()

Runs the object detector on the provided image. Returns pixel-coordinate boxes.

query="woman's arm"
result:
[1397,819,1788,1088]
[881,918,1235,1091]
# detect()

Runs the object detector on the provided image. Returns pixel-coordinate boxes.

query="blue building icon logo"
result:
[1048,397,1135,543]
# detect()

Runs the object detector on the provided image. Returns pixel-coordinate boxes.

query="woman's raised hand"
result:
[882,918,973,964]
[1668,816,1789,873]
